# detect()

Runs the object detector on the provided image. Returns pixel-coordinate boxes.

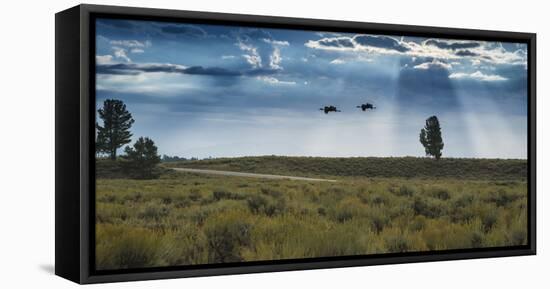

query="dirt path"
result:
[171,167,337,182]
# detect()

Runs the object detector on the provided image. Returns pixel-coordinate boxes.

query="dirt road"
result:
[171,167,337,182]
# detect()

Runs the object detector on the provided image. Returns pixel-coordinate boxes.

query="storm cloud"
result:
[94,18,528,159]
[96,62,283,77]
[354,35,411,52]
[423,39,481,50]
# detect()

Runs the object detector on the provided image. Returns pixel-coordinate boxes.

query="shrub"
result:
[189,209,211,226]
[335,210,354,223]
[453,193,474,208]
[157,226,208,266]
[449,207,475,223]
[506,226,527,245]
[204,213,252,263]
[358,191,388,205]
[212,190,246,201]
[138,201,170,220]
[481,209,498,232]
[247,195,269,214]
[325,186,347,199]
[308,221,375,257]
[96,202,130,223]
[213,190,233,201]
[370,216,387,233]
[430,187,451,200]
[260,187,283,199]
[269,199,287,216]
[409,215,427,231]
[123,191,143,203]
[486,189,519,207]
[188,188,202,202]
[391,184,416,197]
[471,231,484,247]
[368,207,390,233]
[247,195,285,217]
[382,228,411,252]
[412,197,442,218]
[421,219,484,250]
[505,214,527,245]
[160,196,172,204]
[96,224,162,269]
[329,197,368,223]
[370,194,387,205]
[174,198,191,208]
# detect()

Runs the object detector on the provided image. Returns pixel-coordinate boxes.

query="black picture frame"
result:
[55,4,536,284]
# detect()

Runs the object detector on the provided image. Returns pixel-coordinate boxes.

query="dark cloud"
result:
[184,66,241,76]
[353,35,410,52]
[306,35,410,54]
[97,63,186,75]
[96,63,280,77]
[455,50,479,57]
[424,39,481,50]
[97,63,237,76]
[243,67,280,76]
[317,37,355,48]
[96,64,139,75]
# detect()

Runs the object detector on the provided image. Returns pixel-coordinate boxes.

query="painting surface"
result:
[94,18,528,270]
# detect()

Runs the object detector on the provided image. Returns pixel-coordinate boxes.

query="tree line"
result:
[96,99,160,178]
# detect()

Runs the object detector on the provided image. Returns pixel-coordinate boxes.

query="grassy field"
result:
[164,156,527,180]
[96,157,528,270]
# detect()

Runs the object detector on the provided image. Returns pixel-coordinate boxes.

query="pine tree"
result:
[123,137,161,179]
[419,115,444,160]
[96,99,134,159]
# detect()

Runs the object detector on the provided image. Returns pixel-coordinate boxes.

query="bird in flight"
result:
[320,105,341,114]
[357,102,376,111]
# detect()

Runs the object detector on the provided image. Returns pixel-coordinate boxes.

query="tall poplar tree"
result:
[419,115,444,160]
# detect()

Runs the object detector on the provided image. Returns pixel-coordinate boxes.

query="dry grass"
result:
[95,163,527,270]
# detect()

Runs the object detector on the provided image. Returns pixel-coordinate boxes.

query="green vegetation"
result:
[96,99,135,159]
[96,99,161,179]
[122,137,161,179]
[165,155,527,180]
[96,158,168,179]
[420,115,444,160]
[96,157,527,270]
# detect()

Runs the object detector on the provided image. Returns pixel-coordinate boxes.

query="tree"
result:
[95,134,105,157]
[419,115,444,160]
[123,137,161,179]
[161,155,188,162]
[96,99,135,159]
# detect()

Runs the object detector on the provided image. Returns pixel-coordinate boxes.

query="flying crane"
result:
[319,105,341,114]
[356,102,376,111]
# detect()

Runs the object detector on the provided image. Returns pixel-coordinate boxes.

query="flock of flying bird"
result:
[319,102,376,114]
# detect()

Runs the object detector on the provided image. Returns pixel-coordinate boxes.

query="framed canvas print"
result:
[55,4,536,284]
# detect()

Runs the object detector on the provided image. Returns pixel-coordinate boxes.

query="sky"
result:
[95,18,528,159]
